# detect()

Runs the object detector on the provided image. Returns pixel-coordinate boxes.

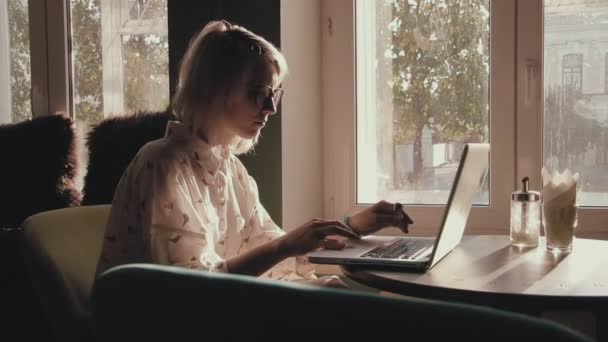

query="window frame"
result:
[0,0,11,122]
[27,0,168,120]
[518,0,608,237]
[605,52,607,94]
[321,0,516,236]
[28,0,70,117]
[323,0,607,238]
[562,53,583,93]
[100,0,168,115]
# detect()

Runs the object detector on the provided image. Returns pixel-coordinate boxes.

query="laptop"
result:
[308,143,490,271]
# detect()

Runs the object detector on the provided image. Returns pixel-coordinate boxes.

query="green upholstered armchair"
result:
[92,263,592,342]
[21,205,111,342]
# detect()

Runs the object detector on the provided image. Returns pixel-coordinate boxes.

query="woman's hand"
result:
[347,201,413,236]
[277,219,360,257]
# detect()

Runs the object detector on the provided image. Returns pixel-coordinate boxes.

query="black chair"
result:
[82,109,176,205]
[0,114,81,227]
[0,114,81,341]
[92,264,593,342]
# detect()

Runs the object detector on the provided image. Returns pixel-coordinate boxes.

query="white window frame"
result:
[0,0,11,123]
[518,0,608,238]
[101,0,167,115]
[28,0,70,117]
[323,0,607,238]
[605,52,608,93]
[27,0,167,119]
[322,0,515,236]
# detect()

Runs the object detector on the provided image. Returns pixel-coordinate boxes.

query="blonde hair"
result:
[172,20,288,154]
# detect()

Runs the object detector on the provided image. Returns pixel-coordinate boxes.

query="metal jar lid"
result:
[512,191,541,202]
[511,176,541,202]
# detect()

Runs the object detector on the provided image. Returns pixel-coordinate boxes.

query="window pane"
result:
[356,0,490,205]
[122,34,169,113]
[2,0,32,123]
[544,0,608,207]
[70,0,169,131]
[128,0,165,20]
[70,0,103,126]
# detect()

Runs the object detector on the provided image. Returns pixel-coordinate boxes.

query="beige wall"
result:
[280,0,323,230]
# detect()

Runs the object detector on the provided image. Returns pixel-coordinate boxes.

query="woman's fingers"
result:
[320,238,346,250]
[399,207,414,224]
[375,213,401,226]
[316,224,361,240]
[399,222,410,234]
[375,213,412,234]
[374,202,414,224]
[373,200,395,214]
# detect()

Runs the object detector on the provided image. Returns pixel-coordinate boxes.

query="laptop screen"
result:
[428,143,489,268]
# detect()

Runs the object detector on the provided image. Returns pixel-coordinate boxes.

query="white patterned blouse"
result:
[95,120,315,281]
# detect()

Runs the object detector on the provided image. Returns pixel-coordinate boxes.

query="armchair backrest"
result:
[92,263,592,342]
[21,205,111,342]
[0,114,81,228]
[82,110,175,205]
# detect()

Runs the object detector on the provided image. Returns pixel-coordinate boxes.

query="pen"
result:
[395,202,414,224]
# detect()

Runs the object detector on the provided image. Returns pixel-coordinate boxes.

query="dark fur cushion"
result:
[0,114,81,227]
[82,109,176,205]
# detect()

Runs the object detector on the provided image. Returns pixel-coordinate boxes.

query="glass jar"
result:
[510,177,541,247]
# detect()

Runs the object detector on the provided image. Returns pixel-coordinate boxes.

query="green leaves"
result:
[8,0,31,122]
[386,0,489,140]
[379,0,489,185]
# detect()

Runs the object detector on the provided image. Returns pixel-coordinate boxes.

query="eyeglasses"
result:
[249,85,284,110]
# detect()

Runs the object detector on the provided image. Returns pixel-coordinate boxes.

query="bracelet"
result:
[343,214,350,227]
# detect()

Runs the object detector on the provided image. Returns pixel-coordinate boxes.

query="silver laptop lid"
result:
[428,143,489,268]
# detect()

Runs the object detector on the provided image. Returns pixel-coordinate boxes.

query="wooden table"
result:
[342,235,608,339]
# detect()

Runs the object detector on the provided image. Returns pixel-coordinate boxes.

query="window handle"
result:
[524,59,538,105]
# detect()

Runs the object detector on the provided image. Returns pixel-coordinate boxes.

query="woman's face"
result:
[219,63,281,140]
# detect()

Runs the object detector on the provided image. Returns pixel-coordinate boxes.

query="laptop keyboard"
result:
[361,239,434,259]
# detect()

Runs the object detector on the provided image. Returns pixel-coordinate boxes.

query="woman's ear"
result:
[217,89,234,112]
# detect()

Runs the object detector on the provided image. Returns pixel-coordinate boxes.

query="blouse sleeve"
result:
[147,156,227,272]
[235,161,316,281]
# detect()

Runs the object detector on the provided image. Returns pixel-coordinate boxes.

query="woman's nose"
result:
[261,97,277,115]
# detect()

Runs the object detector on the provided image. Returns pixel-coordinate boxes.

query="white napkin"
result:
[542,168,579,206]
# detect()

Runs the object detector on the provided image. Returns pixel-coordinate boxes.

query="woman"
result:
[95,20,412,287]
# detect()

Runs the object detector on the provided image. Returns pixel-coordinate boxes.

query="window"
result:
[70,0,169,131]
[355,0,490,206]
[323,0,514,234]
[1,0,32,124]
[8,0,170,188]
[66,0,169,183]
[1,0,168,127]
[544,2,608,208]
[561,53,582,93]
[323,0,607,236]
